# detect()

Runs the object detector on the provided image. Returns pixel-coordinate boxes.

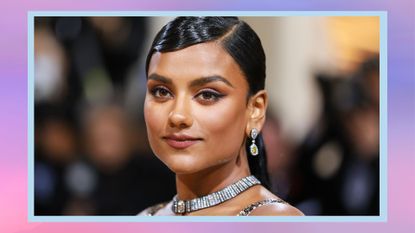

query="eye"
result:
[150,86,173,99]
[195,89,225,103]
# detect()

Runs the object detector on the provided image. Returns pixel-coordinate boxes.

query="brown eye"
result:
[195,90,224,103]
[151,87,173,99]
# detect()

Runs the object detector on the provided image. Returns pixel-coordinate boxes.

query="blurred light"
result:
[313,141,343,179]
[34,162,55,202]
[82,68,114,103]
[35,54,64,102]
[341,163,374,213]
[66,161,97,198]
[327,16,380,72]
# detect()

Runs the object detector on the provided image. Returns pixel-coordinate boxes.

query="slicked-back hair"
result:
[145,17,270,189]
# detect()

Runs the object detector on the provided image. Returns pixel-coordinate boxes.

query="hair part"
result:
[146,17,266,96]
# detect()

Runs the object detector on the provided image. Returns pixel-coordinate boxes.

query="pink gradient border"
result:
[0,0,413,232]
[27,11,388,223]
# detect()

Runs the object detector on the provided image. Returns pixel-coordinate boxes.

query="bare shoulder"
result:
[247,200,304,216]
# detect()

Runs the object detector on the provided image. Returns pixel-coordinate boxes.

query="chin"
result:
[159,153,205,175]
[169,166,199,175]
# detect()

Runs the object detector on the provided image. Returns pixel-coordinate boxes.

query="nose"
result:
[168,95,193,129]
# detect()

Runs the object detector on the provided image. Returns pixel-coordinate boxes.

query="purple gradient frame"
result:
[0,0,413,232]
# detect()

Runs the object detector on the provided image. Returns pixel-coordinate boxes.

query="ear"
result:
[246,90,268,136]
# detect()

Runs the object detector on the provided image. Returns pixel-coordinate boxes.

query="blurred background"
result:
[33,16,380,215]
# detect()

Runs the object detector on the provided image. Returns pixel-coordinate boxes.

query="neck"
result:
[175,147,251,200]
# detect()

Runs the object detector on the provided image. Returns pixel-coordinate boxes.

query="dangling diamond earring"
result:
[250,128,259,156]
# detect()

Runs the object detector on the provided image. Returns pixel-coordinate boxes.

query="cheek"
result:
[144,99,164,143]
[197,101,247,152]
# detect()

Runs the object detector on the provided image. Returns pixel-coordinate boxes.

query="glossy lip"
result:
[162,134,202,150]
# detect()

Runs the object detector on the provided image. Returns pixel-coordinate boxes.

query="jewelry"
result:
[238,199,286,216]
[172,175,261,215]
[250,128,259,156]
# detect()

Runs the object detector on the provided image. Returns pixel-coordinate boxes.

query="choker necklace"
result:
[172,175,260,215]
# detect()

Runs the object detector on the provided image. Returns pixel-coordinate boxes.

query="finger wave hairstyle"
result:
[145,17,270,189]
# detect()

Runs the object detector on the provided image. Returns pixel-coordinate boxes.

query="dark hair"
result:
[145,17,270,189]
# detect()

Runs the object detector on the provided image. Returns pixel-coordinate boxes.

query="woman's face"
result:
[144,42,251,175]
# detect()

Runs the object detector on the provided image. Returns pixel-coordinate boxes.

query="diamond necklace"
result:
[171,175,261,215]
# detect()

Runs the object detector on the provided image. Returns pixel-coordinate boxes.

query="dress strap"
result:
[142,202,168,216]
[237,199,286,216]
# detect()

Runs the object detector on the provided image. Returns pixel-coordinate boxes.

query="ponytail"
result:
[246,133,271,190]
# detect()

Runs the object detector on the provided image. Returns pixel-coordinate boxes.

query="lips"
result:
[162,134,202,149]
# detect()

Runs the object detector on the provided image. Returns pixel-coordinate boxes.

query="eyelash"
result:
[150,86,173,99]
[195,89,225,103]
[149,86,225,103]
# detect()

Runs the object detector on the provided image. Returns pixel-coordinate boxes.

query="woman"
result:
[140,17,303,216]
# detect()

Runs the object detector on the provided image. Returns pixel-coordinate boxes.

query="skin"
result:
[144,42,303,216]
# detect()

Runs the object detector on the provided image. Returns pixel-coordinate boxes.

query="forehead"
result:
[148,42,246,83]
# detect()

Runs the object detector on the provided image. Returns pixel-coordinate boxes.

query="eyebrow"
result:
[190,75,234,88]
[148,73,234,88]
[148,74,173,85]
